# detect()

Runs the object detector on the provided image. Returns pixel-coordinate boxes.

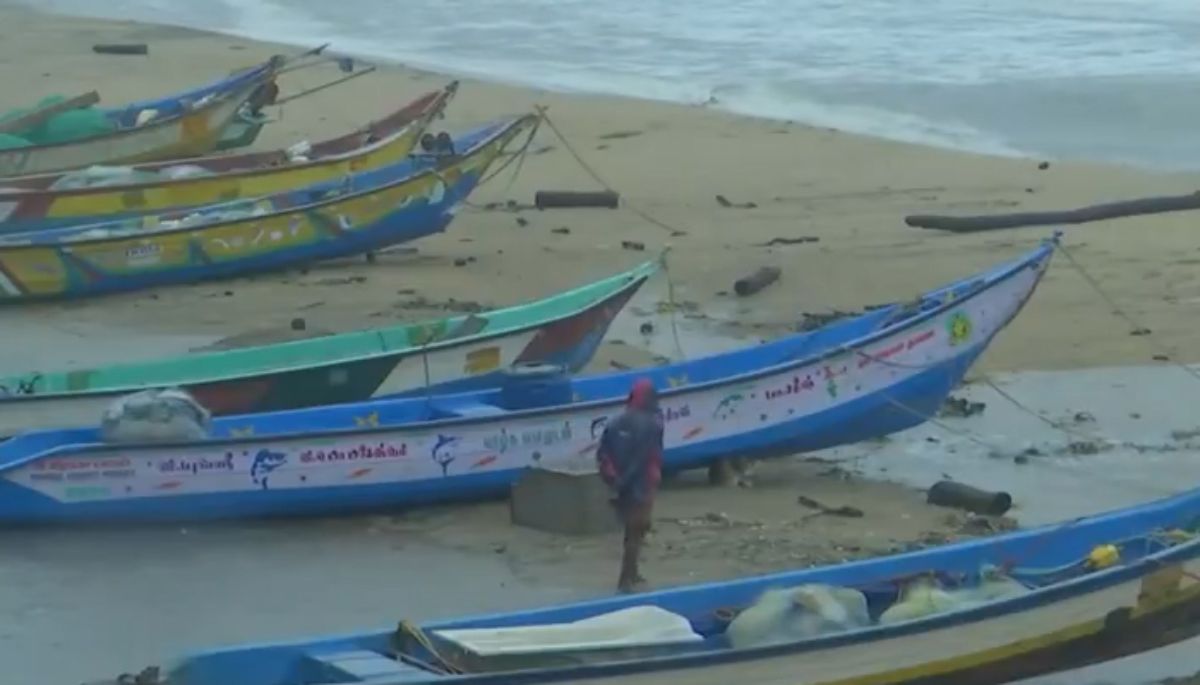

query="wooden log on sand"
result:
[906,191,1200,233]
[535,190,620,210]
[926,480,1012,516]
[92,43,149,56]
[734,266,781,297]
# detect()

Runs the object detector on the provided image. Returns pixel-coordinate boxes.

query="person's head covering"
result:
[627,377,659,411]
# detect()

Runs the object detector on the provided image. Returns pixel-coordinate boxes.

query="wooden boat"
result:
[89,483,1200,685]
[0,257,656,434]
[0,65,274,177]
[0,235,1056,524]
[0,83,457,231]
[0,114,538,303]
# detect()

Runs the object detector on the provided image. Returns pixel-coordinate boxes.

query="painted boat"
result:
[91,485,1200,685]
[0,83,457,231]
[0,234,1056,523]
[0,257,656,434]
[0,67,273,177]
[0,114,538,302]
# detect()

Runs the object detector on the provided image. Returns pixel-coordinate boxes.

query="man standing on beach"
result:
[596,377,664,593]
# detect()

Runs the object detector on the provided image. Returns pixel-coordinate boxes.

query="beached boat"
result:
[0,234,1055,523]
[0,114,537,303]
[91,483,1200,685]
[0,83,457,231]
[0,63,275,177]
[0,257,656,434]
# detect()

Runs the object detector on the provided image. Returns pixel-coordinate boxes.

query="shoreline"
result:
[8,4,1197,174]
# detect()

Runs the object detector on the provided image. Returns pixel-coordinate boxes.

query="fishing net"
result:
[0,94,116,146]
[0,133,31,150]
[99,388,212,444]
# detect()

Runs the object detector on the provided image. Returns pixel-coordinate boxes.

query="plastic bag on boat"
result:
[49,165,160,190]
[159,164,214,180]
[726,584,869,649]
[99,388,212,444]
[135,108,159,127]
[285,140,312,162]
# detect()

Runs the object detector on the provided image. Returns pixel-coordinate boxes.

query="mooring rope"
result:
[467,104,1200,490]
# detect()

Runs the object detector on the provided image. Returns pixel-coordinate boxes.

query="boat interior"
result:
[0,240,1045,471]
[170,488,1200,685]
[0,118,512,247]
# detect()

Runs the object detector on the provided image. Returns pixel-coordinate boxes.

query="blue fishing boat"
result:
[0,114,537,302]
[90,483,1200,685]
[0,234,1056,523]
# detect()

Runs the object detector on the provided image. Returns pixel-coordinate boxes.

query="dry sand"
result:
[0,7,1195,596]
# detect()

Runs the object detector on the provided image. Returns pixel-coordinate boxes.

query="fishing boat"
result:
[0,83,457,231]
[0,113,537,303]
[91,484,1200,685]
[0,257,656,434]
[0,234,1056,524]
[0,47,342,167]
[0,72,272,177]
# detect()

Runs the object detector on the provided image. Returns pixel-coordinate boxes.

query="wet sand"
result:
[3,6,1200,685]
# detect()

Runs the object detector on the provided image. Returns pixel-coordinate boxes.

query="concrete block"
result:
[509,462,620,535]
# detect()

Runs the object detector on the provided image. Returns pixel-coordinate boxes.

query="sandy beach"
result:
[3,5,1200,684]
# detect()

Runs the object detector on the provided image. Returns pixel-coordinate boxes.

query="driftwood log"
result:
[534,190,620,210]
[926,480,1012,516]
[734,266,781,297]
[906,191,1200,233]
[92,43,149,56]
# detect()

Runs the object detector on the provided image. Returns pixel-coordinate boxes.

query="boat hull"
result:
[0,240,1052,523]
[0,264,647,436]
[86,431,1200,685]
[0,117,533,303]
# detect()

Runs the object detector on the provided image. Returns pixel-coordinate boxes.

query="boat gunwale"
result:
[0,72,269,157]
[0,260,658,404]
[0,113,539,249]
[3,235,1057,466]
[0,84,456,201]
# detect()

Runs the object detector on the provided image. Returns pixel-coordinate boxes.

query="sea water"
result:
[14,0,1200,170]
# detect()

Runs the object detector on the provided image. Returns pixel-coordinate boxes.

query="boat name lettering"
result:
[0,372,42,397]
[125,243,161,260]
[662,405,691,422]
[34,456,132,473]
[764,374,816,400]
[484,422,574,453]
[299,443,408,464]
[906,329,935,349]
[857,329,937,369]
[158,454,235,475]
